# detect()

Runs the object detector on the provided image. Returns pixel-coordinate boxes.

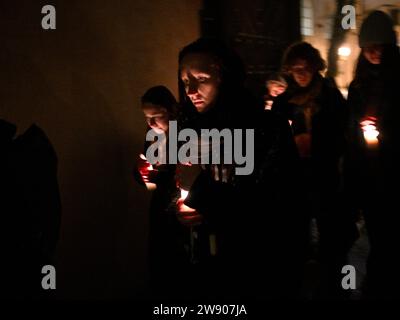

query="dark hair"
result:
[353,45,400,87]
[359,10,397,48]
[178,38,246,106]
[281,42,326,74]
[179,38,245,83]
[141,85,177,114]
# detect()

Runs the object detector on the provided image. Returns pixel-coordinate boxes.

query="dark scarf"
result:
[288,75,324,132]
[360,64,384,119]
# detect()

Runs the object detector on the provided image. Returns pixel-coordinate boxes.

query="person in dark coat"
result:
[177,38,308,299]
[133,86,191,299]
[274,42,359,299]
[0,119,61,299]
[345,10,400,299]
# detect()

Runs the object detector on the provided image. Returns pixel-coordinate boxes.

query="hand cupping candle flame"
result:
[361,117,379,147]
[138,154,157,190]
[176,188,202,227]
[178,189,195,212]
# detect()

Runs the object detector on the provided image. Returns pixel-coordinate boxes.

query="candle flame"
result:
[181,189,189,200]
[362,122,379,145]
[177,189,195,213]
[139,153,153,170]
[363,125,379,138]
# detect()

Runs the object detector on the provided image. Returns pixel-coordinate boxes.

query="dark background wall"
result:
[1,0,201,299]
[201,0,300,96]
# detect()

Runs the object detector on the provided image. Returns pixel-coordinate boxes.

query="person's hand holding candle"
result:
[360,116,379,147]
[176,189,203,227]
[137,154,158,190]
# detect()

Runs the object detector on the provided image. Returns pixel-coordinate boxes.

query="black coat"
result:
[273,76,347,190]
[179,89,309,298]
[0,119,61,298]
[273,77,359,261]
[346,70,400,204]
[133,139,189,298]
[344,52,400,297]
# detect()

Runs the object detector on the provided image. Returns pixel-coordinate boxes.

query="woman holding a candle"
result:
[177,38,308,299]
[134,85,189,299]
[274,42,358,299]
[345,10,400,299]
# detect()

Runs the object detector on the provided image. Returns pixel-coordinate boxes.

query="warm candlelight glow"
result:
[264,100,273,110]
[145,182,157,191]
[178,189,195,213]
[361,119,379,146]
[363,125,379,142]
[338,46,351,57]
[139,154,156,190]
[179,202,196,213]
[140,154,154,170]
[181,189,189,200]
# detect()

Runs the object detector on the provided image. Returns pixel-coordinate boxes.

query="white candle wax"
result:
[179,189,195,213]
[362,124,379,146]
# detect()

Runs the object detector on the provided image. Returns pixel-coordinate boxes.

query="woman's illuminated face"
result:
[142,103,170,134]
[180,53,221,113]
[290,59,314,88]
[363,45,383,65]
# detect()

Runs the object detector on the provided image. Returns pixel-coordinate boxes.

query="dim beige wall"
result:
[0,0,201,298]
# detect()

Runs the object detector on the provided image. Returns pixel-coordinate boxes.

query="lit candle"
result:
[361,120,379,147]
[264,100,273,110]
[180,189,189,200]
[139,154,157,190]
[178,188,195,213]
[178,188,198,264]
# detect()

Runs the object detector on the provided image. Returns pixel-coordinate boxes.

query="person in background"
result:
[345,10,400,299]
[274,42,358,299]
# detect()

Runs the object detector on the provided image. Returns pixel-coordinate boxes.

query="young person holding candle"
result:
[345,10,400,299]
[264,72,288,111]
[274,42,358,299]
[134,85,190,299]
[177,38,308,299]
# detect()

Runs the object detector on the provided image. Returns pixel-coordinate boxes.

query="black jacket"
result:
[345,63,400,205]
[0,119,61,298]
[274,76,347,188]
[178,88,308,298]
